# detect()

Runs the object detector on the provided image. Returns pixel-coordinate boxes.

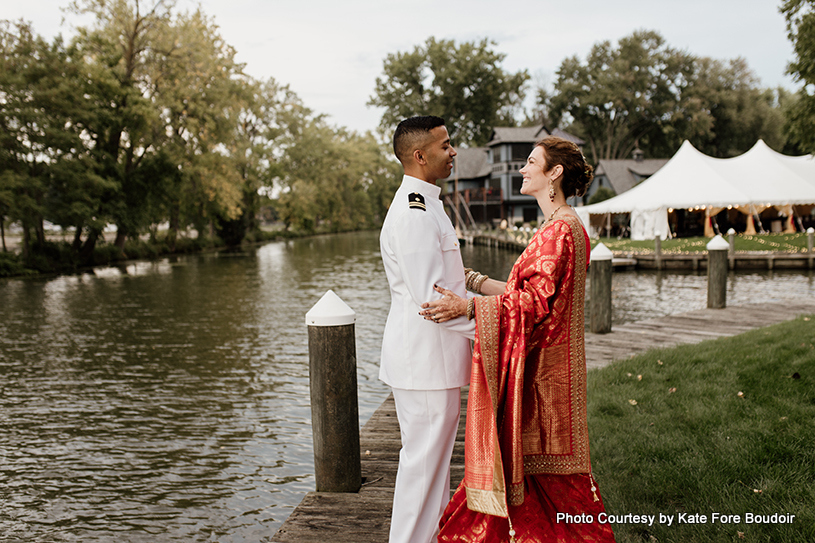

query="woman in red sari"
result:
[421,136,615,542]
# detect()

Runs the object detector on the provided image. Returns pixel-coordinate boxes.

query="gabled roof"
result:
[443,147,491,181]
[594,158,669,194]
[550,128,585,146]
[486,124,585,147]
[486,126,548,146]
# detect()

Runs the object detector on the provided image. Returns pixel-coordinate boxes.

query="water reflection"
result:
[1,230,813,541]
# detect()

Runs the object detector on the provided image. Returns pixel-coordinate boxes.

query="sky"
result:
[2,0,799,135]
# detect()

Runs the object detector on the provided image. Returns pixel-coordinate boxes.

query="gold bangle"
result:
[467,298,475,320]
[465,270,476,291]
[475,274,489,294]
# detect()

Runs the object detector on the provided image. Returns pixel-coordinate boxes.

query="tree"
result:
[369,37,529,146]
[273,111,401,233]
[546,30,786,162]
[0,20,106,262]
[548,30,693,163]
[674,57,786,157]
[781,0,815,153]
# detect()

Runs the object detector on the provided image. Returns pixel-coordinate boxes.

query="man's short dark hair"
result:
[393,115,446,163]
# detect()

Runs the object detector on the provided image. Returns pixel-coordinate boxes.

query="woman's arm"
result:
[478,277,506,296]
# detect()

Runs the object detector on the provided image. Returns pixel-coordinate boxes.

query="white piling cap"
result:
[305,290,356,327]
[706,234,730,251]
[590,242,613,261]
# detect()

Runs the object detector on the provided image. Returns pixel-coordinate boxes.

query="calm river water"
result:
[1,230,813,542]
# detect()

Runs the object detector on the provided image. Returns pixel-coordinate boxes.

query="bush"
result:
[0,252,27,277]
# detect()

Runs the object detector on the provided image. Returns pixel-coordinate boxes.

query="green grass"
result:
[587,315,815,542]
[591,233,811,255]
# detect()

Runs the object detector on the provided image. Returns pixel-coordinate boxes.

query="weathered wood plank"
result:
[272,301,815,542]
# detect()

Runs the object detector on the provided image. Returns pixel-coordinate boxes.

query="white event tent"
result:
[577,140,815,239]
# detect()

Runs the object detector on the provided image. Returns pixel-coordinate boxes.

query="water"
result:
[1,230,813,542]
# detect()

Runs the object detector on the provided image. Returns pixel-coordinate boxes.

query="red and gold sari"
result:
[438,216,615,542]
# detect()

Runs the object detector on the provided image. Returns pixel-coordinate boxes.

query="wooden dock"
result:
[271,300,815,542]
[468,234,815,271]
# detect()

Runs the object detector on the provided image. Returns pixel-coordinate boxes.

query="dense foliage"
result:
[545,30,788,163]
[368,37,529,147]
[782,0,815,153]
[0,0,400,270]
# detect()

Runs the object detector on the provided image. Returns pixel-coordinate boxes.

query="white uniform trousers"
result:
[389,387,461,543]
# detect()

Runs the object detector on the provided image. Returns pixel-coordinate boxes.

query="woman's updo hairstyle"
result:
[535,136,593,198]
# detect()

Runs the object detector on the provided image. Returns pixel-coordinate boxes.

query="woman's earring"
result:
[548,181,555,202]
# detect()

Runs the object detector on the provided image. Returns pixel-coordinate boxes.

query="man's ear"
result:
[413,148,426,165]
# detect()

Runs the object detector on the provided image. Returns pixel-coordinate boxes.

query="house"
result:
[588,148,668,202]
[443,125,585,226]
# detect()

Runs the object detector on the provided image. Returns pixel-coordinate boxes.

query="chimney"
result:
[632,147,644,162]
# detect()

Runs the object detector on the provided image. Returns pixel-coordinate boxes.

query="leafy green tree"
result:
[781,0,815,153]
[0,21,106,262]
[548,30,693,163]
[675,57,786,157]
[369,37,529,146]
[66,0,175,259]
[546,30,785,161]
[274,112,401,233]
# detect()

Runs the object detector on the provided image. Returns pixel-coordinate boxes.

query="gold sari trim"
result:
[464,215,590,516]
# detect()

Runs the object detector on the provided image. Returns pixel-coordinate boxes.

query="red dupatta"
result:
[463,215,590,517]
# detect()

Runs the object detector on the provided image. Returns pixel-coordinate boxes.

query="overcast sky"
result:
[3,0,798,134]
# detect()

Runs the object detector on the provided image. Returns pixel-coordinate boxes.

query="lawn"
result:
[587,315,815,542]
[590,233,811,255]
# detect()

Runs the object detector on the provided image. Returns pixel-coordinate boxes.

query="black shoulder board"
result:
[408,192,426,211]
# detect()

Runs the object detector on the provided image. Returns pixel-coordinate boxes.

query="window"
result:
[512,143,531,161]
[511,174,523,195]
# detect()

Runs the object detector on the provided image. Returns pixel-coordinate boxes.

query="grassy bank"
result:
[0,227,308,278]
[588,315,815,542]
[592,233,811,255]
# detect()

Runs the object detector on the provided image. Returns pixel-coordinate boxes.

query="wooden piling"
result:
[590,242,613,334]
[707,235,729,309]
[305,291,362,493]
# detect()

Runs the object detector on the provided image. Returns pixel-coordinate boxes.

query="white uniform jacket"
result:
[379,175,475,390]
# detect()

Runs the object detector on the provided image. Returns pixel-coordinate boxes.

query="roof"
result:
[486,125,548,146]
[550,128,585,146]
[443,147,491,181]
[594,158,669,194]
[486,124,585,147]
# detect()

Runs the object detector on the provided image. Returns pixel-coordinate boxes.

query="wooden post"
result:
[305,290,361,493]
[707,235,729,309]
[654,233,662,270]
[590,243,613,334]
[727,228,736,270]
[808,228,814,270]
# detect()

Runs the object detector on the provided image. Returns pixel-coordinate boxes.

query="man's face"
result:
[421,126,457,181]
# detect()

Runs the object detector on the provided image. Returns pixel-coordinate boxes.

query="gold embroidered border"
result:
[523,215,591,475]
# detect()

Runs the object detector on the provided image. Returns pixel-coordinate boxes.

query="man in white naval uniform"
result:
[380,116,475,543]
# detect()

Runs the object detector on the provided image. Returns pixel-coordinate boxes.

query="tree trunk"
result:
[36,216,45,245]
[167,203,180,252]
[1,217,6,253]
[72,224,83,251]
[79,228,101,266]
[21,222,31,262]
[114,228,127,254]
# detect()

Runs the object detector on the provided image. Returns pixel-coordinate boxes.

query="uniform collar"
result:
[402,175,441,199]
